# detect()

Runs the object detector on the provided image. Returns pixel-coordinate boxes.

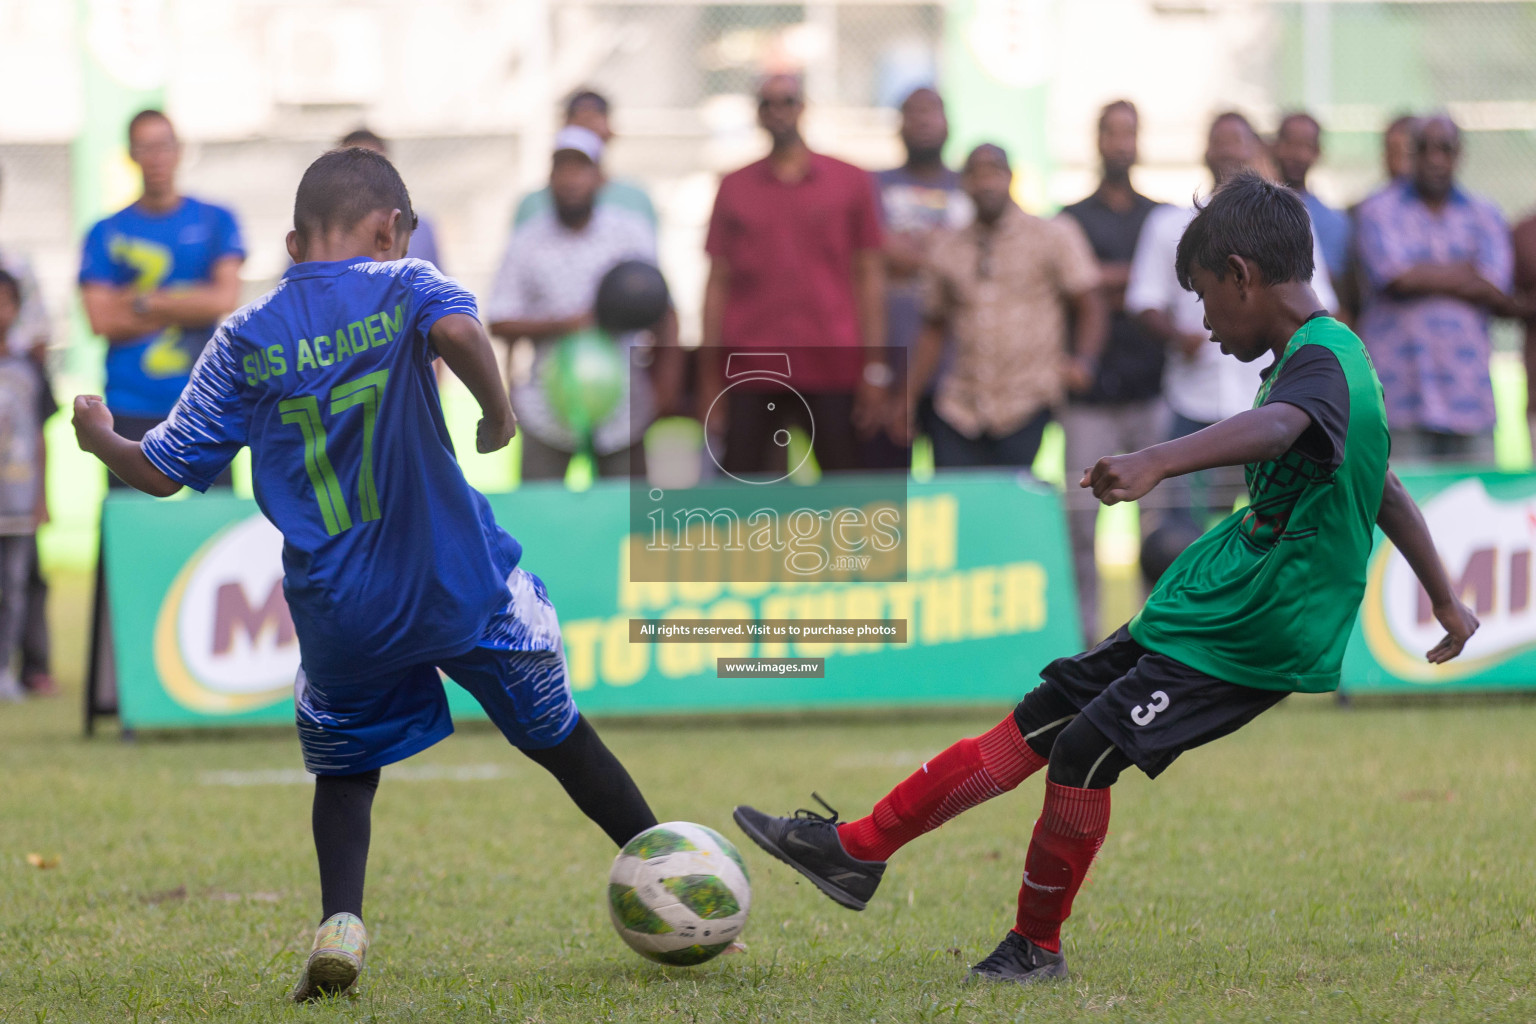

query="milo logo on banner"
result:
[152,514,298,713]
[1361,477,1536,683]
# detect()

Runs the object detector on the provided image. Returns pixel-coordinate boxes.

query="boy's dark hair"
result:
[339,127,387,152]
[565,89,609,120]
[127,108,173,146]
[293,148,416,239]
[1098,99,1137,130]
[1175,171,1314,292]
[0,268,19,305]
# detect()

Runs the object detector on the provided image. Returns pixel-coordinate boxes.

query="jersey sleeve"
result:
[1263,345,1351,470]
[140,330,249,491]
[78,220,119,286]
[408,261,480,339]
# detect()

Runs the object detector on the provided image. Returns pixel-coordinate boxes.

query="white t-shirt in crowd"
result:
[1125,204,1337,425]
[486,205,657,455]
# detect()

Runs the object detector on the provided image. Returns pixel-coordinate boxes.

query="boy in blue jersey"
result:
[73,148,660,1001]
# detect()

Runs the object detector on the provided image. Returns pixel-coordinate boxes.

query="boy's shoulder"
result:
[346,255,431,277]
[218,280,294,343]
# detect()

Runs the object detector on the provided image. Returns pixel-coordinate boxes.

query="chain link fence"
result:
[1271,1,1536,219]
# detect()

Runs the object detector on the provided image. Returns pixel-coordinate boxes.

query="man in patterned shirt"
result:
[908,143,1105,469]
[1354,115,1514,462]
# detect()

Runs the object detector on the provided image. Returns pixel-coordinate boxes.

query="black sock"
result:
[312,769,379,922]
[520,716,658,847]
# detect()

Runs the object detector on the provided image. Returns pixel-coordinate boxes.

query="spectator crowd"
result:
[3,83,1536,701]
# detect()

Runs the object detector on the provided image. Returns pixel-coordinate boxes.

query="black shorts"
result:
[1036,625,1288,779]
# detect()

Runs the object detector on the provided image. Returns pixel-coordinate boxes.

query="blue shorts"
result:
[294,568,580,776]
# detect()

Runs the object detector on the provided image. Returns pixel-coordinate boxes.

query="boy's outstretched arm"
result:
[1376,469,1480,663]
[431,313,518,454]
[72,396,181,498]
[1080,402,1313,505]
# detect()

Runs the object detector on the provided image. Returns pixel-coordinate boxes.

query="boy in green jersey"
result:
[732,173,1481,984]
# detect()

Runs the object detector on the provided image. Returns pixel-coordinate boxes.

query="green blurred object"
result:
[540,328,626,441]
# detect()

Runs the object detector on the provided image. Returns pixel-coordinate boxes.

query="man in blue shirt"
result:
[72,148,659,1001]
[1272,112,1351,285]
[79,110,246,465]
[1354,115,1514,461]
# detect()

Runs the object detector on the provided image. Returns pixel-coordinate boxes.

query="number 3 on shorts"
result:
[279,369,389,537]
[1130,690,1170,727]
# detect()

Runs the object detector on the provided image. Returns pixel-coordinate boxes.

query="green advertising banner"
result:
[101,474,1083,730]
[1342,467,1536,694]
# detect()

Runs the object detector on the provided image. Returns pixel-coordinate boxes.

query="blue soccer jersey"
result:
[79,197,246,418]
[142,257,522,683]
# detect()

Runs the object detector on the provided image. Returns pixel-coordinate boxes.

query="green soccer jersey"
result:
[1128,316,1390,693]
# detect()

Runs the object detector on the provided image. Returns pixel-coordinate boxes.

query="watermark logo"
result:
[153,514,298,713]
[703,353,813,486]
[632,347,909,583]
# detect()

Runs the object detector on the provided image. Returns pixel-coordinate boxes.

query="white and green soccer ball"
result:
[607,821,751,966]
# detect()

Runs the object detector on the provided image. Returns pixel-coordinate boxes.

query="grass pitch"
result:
[3,580,1536,1022]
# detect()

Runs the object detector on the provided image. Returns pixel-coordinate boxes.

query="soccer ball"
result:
[607,821,751,966]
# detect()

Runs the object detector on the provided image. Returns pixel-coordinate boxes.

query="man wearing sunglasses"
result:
[1354,115,1515,463]
[907,144,1105,471]
[700,74,887,475]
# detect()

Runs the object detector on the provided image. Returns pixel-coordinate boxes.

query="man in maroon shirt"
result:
[701,74,888,476]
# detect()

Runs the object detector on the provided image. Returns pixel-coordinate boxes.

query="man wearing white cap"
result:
[488,126,672,480]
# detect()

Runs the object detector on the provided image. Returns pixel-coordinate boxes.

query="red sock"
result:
[837,715,1046,862]
[1012,781,1111,953]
